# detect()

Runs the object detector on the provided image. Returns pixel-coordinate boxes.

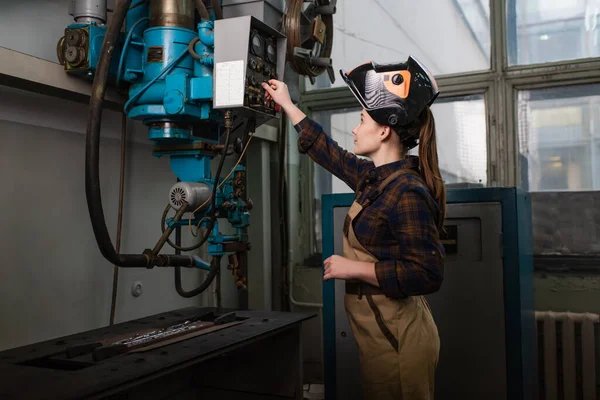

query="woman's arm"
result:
[374,189,445,297]
[323,188,444,297]
[263,80,371,191]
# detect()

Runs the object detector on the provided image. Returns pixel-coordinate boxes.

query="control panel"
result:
[246,29,279,115]
[213,15,286,127]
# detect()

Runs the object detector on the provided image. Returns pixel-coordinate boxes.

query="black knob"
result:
[392,74,404,85]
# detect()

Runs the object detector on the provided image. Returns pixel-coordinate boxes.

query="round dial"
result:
[250,34,264,56]
[266,42,276,63]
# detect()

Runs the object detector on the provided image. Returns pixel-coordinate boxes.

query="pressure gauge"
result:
[250,33,264,56]
[266,42,276,64]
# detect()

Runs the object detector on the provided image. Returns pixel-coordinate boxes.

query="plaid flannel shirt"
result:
[296,117,445,298]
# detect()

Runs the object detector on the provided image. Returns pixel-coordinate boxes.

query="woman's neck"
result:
[370,147,404,168]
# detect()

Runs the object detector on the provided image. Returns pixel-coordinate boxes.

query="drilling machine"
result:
[57,0,336,301]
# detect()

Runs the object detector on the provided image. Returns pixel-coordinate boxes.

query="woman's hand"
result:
[262,79,293,109]
[262,80,307,125]
[323,255,378,286]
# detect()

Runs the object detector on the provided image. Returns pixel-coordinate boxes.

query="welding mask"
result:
[340,56,439,149]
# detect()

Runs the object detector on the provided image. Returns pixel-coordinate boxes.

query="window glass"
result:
[507,0,600,65]
[518,84,600,191]
[312,94,488,193]
[306,0,491,90]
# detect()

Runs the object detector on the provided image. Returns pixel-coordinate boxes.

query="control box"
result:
[213,15,286,126]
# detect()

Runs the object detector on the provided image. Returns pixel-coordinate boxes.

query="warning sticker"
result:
[214,60,245,107]
[147,46,164,63]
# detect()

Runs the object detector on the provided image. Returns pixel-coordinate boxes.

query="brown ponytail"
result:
[417,107,446,231]
[397,106,446,230]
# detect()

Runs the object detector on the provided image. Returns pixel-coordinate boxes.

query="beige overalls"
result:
[342,169,440,400]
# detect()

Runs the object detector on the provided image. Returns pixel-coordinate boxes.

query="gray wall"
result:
[0,86,218,351]
[0,0,113,62]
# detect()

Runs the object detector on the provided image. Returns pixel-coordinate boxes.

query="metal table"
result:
[0,307,315,400]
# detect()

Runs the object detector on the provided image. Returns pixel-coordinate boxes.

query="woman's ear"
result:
[380,125,392,141]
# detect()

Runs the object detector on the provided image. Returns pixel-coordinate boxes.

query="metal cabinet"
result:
[322,188,535,400]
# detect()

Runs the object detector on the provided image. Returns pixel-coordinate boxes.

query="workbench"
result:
[0,307,315,400]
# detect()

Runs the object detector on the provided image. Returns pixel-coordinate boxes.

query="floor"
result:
[303,384,325,400]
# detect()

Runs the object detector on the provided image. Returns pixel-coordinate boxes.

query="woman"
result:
[263,56,446,400]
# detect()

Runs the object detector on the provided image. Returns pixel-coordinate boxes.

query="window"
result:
[306,0,491,90]
[312,95,488,194]
[517,84,600,191]
[415,94,488,186]
[507,0,600,65]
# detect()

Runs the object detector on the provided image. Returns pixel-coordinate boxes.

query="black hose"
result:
[174,199,221,298]
[175,256,222,298]
[195,0,210,20]
[212,0,223,20]
[278,114,290,311]
[85,0,194,269]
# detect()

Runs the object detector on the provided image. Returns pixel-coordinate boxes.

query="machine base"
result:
[0,307,315,400]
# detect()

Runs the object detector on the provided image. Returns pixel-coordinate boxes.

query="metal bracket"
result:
[293,47,335,84]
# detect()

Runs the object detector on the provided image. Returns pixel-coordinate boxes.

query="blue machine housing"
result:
[321,187,535,400]
[61,0,250,260]
[60,22,122,79]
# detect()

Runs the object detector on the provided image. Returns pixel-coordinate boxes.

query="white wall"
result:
[0,86,217,351]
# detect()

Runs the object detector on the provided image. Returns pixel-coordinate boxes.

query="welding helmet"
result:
[340,56,439,149]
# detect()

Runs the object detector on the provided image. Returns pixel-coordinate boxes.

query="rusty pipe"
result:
[150,0,196,29]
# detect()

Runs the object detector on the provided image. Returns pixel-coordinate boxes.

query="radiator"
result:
[535,311,600,400]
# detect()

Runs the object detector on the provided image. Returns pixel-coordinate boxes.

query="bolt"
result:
[131,281,144,297]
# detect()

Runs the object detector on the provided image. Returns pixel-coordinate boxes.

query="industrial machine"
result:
[0,2,337,398]
[321,188,536,400]
[55,0,336,299]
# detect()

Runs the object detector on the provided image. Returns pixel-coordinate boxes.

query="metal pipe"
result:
[151,203,188,255]
[69,0,108,24]
[150,0,195,30]
[110,112,128,326]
